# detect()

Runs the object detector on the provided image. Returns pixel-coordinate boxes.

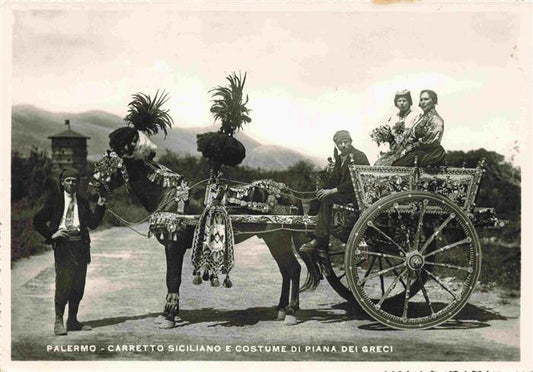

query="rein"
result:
[220,178,317,202]
[102,177,209,234]
[233,225,314,236]
[96,152,318,235]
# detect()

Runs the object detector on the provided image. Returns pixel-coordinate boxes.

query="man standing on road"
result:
[301,130,369,269]
[33,168,106,335]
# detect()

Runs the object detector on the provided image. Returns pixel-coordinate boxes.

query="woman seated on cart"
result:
[375,89,446,167]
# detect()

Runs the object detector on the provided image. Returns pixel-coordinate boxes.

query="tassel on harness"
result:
[191,199,235,289]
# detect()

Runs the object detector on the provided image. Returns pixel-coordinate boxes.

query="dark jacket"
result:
[33,191,105,249]
[333,146,370,194]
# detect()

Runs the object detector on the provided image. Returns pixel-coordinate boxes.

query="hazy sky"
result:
[9,3,532,165]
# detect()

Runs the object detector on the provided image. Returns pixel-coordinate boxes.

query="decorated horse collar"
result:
[145,161,187,188]
[93,151,130,193]
[96,150,187,185]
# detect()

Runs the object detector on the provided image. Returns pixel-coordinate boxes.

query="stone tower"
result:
[48,119,90,179]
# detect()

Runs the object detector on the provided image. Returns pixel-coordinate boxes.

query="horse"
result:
[89,129,321,328]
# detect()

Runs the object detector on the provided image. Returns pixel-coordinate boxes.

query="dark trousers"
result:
[314,192,354,239]
[54,240,89,313]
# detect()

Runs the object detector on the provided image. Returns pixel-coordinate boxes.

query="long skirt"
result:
[392,144,446,167]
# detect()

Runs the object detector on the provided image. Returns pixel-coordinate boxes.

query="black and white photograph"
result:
[1,1,532,371]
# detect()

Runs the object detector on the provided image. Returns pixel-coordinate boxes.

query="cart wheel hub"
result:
[406,251,425,270]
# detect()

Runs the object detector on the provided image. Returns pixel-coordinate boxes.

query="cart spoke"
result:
[412,199,428,251]
[384,257,407,289]
[338,272,346,281]
[423,268,459,301]
[393,204,411,250]
[377,268,408,308]
[358,262,406,285]
[425,261,473,273]
[402,271,412,320]
[367,221,407,256]
[417,272,435,315]
[361,255,377,288]
[424,237,472,258]
[329,251,345,256]
[379,258,385,295]
[420,213,456,254]
[356,250,404,261]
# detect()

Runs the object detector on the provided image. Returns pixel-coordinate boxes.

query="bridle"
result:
[91,150,131,195]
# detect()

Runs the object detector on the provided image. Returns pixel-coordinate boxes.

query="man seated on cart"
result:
[301,130,369,262]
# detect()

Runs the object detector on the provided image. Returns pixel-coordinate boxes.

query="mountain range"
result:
[11,105,324,170]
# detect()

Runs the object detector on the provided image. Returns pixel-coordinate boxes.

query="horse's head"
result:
[89,150,129,198]
[88,126,140,198]
[109,127,138,158]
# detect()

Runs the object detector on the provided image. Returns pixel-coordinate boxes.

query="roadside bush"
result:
[478,240,520,290]
[11,196,51,261]
[11,149,55,261]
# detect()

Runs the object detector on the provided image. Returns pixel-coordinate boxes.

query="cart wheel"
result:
[324,233,434,303]
[325,240,355,302]
[324,228,435,303]
[345,191,481,329]
[325,238,435,304]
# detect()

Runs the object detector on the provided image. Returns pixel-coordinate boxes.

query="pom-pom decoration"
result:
[123,90,174,137]
[196,132,246,167]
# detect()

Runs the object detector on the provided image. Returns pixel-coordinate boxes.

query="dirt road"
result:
[10,224,520,361]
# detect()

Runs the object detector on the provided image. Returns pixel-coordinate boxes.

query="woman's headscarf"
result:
[394,89,413,107]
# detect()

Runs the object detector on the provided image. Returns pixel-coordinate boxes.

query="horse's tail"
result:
[292,232,321,292]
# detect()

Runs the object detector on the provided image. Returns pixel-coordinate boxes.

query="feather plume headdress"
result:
[124,90,174,137]
[197,72,251,169]
[209,72,251,136]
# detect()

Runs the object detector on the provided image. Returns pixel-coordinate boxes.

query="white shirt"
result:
[386,107,422,131]
[59,191,80,230]
[385,107,423,146]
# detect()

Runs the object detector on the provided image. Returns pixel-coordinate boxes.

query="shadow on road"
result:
[84,300,509,330]
[84,306,367,329]
[177,306,368,327]
[359,320,491,331]
[351,301,507,331]
[86,313,162,328]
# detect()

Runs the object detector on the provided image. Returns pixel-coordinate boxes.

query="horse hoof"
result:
[154,315,166,324]
[284,315,297,326]
[158,319,175,329]
[276,310,286,321]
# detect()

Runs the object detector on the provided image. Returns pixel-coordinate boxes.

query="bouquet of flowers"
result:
[370,125,394,146]
[370,121,407,147]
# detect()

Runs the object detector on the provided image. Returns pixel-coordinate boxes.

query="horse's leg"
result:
[263,231,301,326]
[285,241,301,326]
[293,231,322,292]
[276,268,291,321]
[158,240,186,329]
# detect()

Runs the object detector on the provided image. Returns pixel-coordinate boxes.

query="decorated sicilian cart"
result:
[90,74,497,330]
[146,153,493,330]
[320,159,496,329]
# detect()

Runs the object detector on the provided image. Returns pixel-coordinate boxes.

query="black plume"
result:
[123,90,174,136]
